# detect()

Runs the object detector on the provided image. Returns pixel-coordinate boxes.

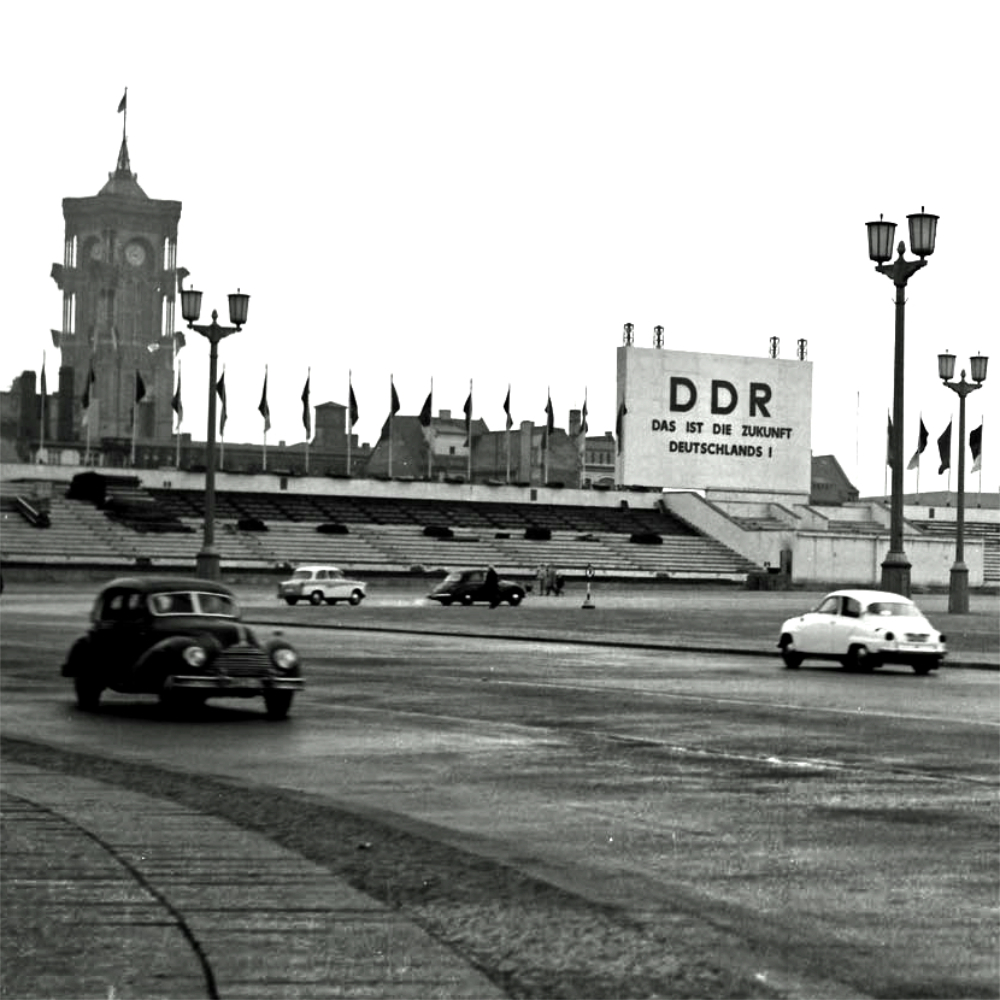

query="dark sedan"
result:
[61,576,304,718]
[427,569,526,606]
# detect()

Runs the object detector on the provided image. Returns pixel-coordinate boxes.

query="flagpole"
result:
[347,371,353,477]
[174,360,182,469]
[262,366,268,473]
[427,377,434,480]
[505,387,511,485]
[388,375,394,479]
[544,386,550,487]
[38,352,45,464]
[304,367,311,476]
[467,378,473,483]
[579,387,587,489]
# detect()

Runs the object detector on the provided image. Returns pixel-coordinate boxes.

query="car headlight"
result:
[183,645,208,667]
[272,647,299,671]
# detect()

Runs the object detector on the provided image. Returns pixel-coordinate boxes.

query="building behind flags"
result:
[970,422,983,473]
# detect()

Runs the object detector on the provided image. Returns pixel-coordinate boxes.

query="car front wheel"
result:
[264,690,294,720]
[309,590,324,606]
[284,597,298,606]
[74,674,103,711]
[780,639,802,669]
[349,590,364,606]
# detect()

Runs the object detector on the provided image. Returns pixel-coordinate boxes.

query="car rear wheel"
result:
[439,598,452,606]
[461,592,474,606]
[74,674,103,711]
[847,645,877,672]
[284,597,298,606]
[507,591,523,606]
[912,659,938,675]
[780,639,802,669]
[349,590,364,606]
[264,690,294,720]
[309,590,324,606]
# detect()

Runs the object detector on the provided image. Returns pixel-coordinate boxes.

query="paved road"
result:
[2,584,998,998]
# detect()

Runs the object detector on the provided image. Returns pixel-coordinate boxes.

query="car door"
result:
[796,595,841,655]
[828,596,862,656]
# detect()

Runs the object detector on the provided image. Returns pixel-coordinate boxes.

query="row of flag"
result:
[888,415,984,474]
[78,364,591,444]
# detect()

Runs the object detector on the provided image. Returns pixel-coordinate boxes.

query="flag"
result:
[545,393,554,433]
[171,367,183,424]
[616,400,628,454]
[419,391,432,428]
[216,370,228,435]
[970,422,983,474]
[390,380,400,417]
[40,360,47,399]
[301,373,311,436]
[463,389,473,445]
[81,363,96,410]
[348,383,358,427]
[886,413,897,470]
[135,371,146,404]
[937,419,952,474]
[503,386,513,431]
[906,417,928,471]
[50,330,61,349]
[579,396,589,437]
[173,330,186,353]
[117,90,127,113]
[259,370,271,432]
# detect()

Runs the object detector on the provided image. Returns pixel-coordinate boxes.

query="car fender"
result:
[134,633,223,675]
[61,636,92,677]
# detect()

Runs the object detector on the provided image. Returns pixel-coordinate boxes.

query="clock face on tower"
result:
[125,242,146,267]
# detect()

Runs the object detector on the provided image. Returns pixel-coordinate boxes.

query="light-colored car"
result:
[277,566,367,606]
[777,589,946,674]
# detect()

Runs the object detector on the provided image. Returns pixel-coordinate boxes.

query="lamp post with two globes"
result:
[180,282,249,581]
[865,208,939,598]
[937,351,988,613]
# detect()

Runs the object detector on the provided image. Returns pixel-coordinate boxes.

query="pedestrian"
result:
[535,564,546,596]
[544,564,555,596]
[485,565,501,609]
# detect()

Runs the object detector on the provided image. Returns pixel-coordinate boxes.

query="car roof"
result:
[291,565,343,573]
[825,589,916,603]
[100,576,236,596]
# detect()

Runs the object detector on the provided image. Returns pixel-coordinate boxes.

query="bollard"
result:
[582,564,596,609]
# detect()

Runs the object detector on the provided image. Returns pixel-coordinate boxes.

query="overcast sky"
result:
[3,1,997,498]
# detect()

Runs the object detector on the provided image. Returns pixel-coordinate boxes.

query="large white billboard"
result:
[617,347,812,494]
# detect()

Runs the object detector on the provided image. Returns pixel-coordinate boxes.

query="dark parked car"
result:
[61,576,304,718]
[427,569,525,606]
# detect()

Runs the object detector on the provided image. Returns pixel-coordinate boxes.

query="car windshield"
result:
[864,600,918,617]
[149,591,238,617]
[440,572,462,586]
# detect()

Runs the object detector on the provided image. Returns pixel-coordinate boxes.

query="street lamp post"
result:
[865,208,939,597]
[180,283,249,581]
[937,351,989,613]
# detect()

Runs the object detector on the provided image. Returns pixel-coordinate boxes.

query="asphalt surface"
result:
[2,585,996,999]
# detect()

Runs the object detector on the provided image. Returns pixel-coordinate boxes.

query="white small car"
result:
[777,589,946,674]
[277,566,367,606]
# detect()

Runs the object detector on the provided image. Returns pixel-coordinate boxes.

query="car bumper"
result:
[164,675,305,693]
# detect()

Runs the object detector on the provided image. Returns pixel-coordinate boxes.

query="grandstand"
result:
[0,474,759,582]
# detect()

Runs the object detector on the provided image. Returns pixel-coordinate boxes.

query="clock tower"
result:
[51,129,182,453]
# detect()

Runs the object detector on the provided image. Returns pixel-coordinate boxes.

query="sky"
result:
[2,1,997,499]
